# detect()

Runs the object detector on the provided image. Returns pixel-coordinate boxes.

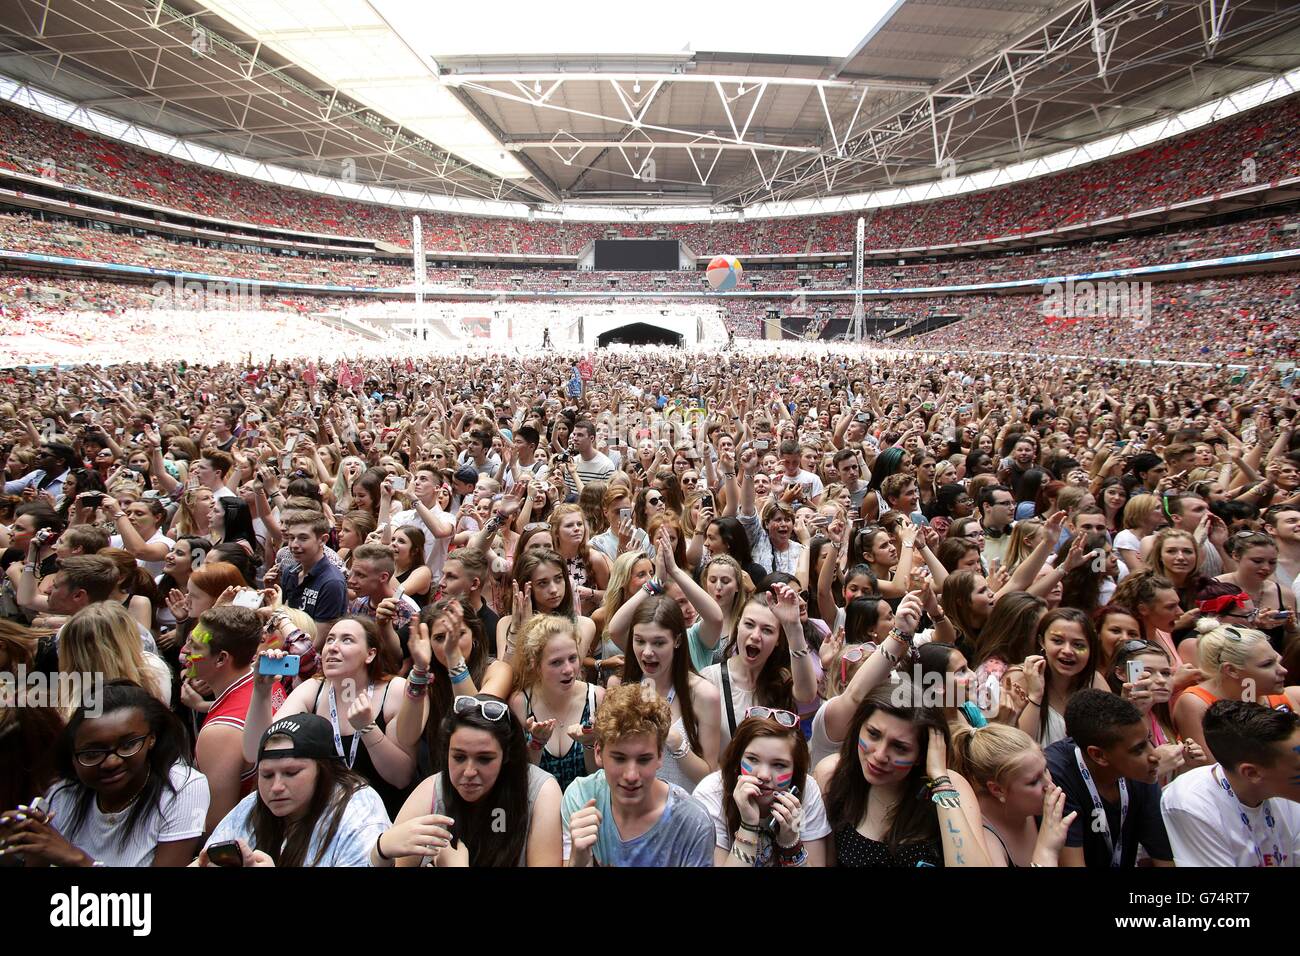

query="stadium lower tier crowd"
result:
[2,346,1300,870]
[0,266,1294,365]
[0,92,1296,254]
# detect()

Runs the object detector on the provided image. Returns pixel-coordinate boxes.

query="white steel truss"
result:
[717,0,1300,205]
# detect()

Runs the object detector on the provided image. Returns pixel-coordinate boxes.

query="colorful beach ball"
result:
[706,255,743,291]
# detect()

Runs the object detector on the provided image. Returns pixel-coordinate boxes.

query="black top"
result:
[1045,736,1171,868]
[833,824,942,868]
[311,681,408,819]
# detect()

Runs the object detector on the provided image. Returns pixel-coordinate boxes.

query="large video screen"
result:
[594,239,680,271]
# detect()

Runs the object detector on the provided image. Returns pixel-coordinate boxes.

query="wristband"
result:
[358,722,379,738]
[670,737,691,760]
[643,579,665,596]
[527,736,544,752]
[374,832,393,862]
[738,820,766,834]
[451,668,472,684]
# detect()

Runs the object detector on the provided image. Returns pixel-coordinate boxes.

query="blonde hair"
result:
[598,551,652,634]
[700,554,754,644]
[1194,617,1271,676]
[511,614,583,694]
[1122,494,1161,532]
[949,722,1041,792]
[57,603,163,711]
[1004,518,1043,572]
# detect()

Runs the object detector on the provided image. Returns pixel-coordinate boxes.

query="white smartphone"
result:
[391,476,407,491]
[1126,660,1146,685]
[232,589,264,610]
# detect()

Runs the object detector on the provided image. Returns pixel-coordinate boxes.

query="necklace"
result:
[96,774,151,816]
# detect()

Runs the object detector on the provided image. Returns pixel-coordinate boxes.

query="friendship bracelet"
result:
[450,668,473,684]
[926,775,953,791]
[930,788,961,808]
[738,820,766,834]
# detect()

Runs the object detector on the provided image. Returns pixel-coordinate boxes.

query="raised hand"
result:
[766,582,802,629]
[1032,784,1077,863]
[1022,655,1047,699]
[731,773,765,826]
[347,690,376,731]
[525,716,556,745]
[924,726,949,781]
[770,789,803,848]
[512,580,534,629]
[569,799,602,866]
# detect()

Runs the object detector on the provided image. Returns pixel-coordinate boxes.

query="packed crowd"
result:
[2,92,1296,256]
[1,345,1298,869]
[4,202,1294,309]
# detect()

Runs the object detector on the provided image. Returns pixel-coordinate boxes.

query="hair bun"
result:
[1194,616,1222,636]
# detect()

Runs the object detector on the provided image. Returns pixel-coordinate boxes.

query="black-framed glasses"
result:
[74,734,151,767]
[646,495,664,506]
[743,706,800,728]
[453,696,509,721]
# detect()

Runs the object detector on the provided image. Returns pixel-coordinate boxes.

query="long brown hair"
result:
[249,756,368,867]
[720,716,809,855]
[737,595,796,711]
[1033,607,1100,742]
[619,596,703,757]
[824,679,949,854]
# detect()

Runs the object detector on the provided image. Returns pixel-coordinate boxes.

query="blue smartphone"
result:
[258,654,300,677]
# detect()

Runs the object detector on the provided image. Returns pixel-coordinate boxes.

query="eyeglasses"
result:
[74,734,151,767]
[681,477,698,486]
[743,706,800,728]
[646,496,664,506]
[452,696,510,721]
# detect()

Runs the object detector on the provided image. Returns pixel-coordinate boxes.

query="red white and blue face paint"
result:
[740,755,794,790]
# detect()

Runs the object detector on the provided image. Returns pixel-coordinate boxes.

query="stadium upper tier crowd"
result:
[1,93,1296,255]
[2,347,1300,870]
[2,206,1295,295]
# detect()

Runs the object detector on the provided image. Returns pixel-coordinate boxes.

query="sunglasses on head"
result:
[743,706,799,728]
[840,642,878,685]
[453,696,509,721]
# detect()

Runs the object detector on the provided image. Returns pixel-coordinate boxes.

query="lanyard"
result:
[1212,765,1284,867]
[1074,746,1128,868]
[328,681,374,769]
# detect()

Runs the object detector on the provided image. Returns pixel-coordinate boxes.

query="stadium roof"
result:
[0,0,1297,216]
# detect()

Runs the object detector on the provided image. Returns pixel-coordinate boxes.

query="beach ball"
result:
[706,255,743,291]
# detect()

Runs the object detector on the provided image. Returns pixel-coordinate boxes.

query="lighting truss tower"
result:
[852,217,865,342]
[412,215,427,339]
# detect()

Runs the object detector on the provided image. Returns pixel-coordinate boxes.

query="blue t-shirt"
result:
[562,770,714,867]
[282,556,348,623]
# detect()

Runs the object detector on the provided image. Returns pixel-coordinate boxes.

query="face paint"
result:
[739,758,756,777]
[773,770,794,789]
[892,759,915,768]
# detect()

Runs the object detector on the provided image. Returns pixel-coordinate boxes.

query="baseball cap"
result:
[454,464,479,486]
[257,713,338,762]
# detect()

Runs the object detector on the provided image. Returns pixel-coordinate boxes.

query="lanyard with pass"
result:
[328,681,375,769]
[1074,746,1128,868]
[1213,765,1285,867]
